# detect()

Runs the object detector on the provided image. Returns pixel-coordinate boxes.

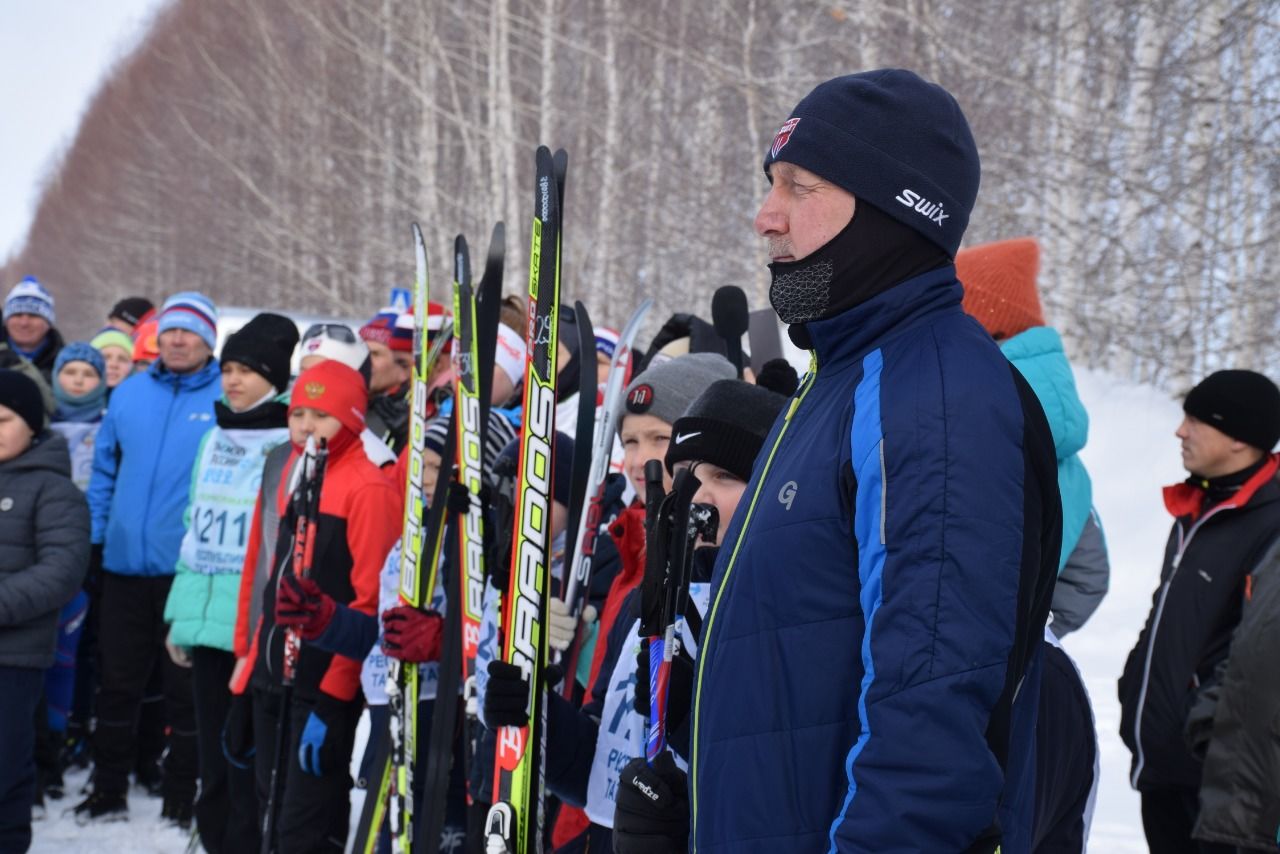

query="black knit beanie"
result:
[0,369,47,434]
[1183,369,1280,451]
[665,379,788,481]
[222,313,300,393]
[109,296,155,327]
[762,69,980,257]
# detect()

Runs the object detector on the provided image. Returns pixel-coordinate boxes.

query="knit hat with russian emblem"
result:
[762,69,979,257]
[289,360,367,437]
[618,352,735,433]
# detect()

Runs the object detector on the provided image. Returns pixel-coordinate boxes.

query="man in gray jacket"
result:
[0,370,89,853]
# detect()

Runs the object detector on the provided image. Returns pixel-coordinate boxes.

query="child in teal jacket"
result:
[163,313,298,853]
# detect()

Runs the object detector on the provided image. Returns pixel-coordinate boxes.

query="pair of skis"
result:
[555,296,652,698]
[484,145,567,854]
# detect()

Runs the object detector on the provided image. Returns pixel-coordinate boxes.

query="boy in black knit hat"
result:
[0,369,88,852]
[489,376,789,853]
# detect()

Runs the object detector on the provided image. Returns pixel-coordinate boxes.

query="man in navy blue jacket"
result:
[616,70,1062,853]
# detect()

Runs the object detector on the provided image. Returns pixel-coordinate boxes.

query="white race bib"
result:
[178,427,287,576]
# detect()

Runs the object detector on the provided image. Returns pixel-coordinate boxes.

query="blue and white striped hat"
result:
[157,291,218,350]
[5,276,55,324]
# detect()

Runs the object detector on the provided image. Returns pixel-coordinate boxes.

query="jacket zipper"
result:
[690,352,819,847]
[139,379,182,576]
[1128,501,1234,787]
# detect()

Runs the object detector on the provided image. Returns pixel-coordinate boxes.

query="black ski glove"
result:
[484,660,530,728]
[221,693,255,769]
[612,752,690,854]
[633,638,695,740]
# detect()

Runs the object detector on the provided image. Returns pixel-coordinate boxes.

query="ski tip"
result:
[454,234,471,285]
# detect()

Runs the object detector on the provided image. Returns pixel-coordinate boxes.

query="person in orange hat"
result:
[957,237,1108,851]
[956,237,1109,632]
[130,316,160,373]
[227,360,400,852]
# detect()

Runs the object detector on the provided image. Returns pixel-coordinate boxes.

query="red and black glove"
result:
[380,605,443,663]
[275,574,336,640]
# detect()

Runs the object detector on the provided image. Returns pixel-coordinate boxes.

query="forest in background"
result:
[2,0,1276,389]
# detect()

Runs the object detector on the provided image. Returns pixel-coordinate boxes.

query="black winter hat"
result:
[221,313,300,393]
[1183,369,1280,451]
[0,369,47,434]
[665,379,788,481]
[109,296,154,327]
[762,69,980,257]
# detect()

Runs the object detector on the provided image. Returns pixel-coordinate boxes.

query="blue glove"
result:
[297,694,348,776]
[298,711,329,776]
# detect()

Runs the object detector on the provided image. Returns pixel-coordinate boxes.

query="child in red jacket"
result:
[230,360,400,852]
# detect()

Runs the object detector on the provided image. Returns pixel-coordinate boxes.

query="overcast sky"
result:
[1,0,170,262]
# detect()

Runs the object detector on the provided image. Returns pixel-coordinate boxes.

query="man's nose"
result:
[754,190,786,237]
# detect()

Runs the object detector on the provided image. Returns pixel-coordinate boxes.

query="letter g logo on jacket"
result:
[778,480,798,511]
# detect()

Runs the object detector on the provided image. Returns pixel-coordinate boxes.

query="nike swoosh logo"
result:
[674,432,701,445]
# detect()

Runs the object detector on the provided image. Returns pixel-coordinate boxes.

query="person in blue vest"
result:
[163,312,298,850]
[77,292,223,827]
[620,71,1062,853]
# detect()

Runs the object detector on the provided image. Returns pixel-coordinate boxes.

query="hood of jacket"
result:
[999,326,1088,461]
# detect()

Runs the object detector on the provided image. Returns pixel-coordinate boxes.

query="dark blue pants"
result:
[0,667,43,854]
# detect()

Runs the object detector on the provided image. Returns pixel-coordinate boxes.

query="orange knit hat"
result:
[956,237,1046,340]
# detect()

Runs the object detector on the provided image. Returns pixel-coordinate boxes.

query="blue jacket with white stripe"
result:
[690,268,1061,853]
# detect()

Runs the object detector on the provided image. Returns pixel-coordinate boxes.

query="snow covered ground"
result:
[31,367,1177,852]
[1061,367,1186,852]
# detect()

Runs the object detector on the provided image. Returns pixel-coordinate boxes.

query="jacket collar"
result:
[148,356,221,390]
[1163,453,1280,521]
[801,266,964,366]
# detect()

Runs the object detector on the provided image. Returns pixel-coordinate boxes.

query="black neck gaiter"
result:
[768,201,952,329]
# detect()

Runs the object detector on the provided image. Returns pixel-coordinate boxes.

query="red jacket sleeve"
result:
[318,478,401,700]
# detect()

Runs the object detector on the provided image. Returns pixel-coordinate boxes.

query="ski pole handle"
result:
[646,631,673,764]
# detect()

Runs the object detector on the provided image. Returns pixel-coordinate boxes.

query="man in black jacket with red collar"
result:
[1119,368,1280,854]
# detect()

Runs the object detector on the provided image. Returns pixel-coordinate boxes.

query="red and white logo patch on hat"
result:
[770,117,801,159]
[626,383,655,414]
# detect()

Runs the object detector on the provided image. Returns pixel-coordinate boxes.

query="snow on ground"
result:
[32,367,1181,852]
[31,769,192,853]
[1068,367,1186,852]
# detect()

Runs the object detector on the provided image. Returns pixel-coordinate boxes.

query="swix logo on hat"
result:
[770,117,800,159]
[894,189,949,226]
[627,383,655,414]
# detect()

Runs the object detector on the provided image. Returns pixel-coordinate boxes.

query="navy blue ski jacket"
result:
[691,268,1060,853]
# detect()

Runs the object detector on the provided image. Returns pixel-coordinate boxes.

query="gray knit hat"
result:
[618,352,735,430]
